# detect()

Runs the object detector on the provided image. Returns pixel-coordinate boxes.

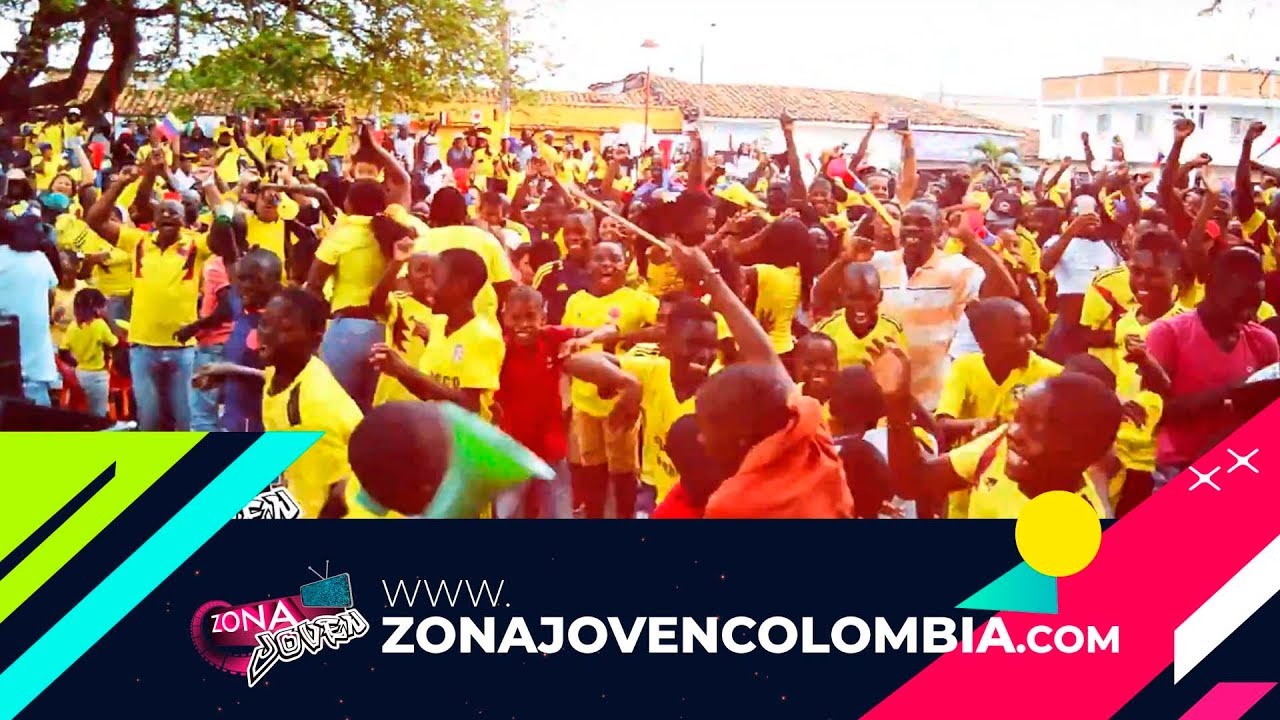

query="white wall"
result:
[1039,99,1280,169]
[697,117,1024,182]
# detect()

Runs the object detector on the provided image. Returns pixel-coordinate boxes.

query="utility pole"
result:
[500,6,511,138]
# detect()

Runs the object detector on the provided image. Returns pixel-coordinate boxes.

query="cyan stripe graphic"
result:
[0,432,319,720]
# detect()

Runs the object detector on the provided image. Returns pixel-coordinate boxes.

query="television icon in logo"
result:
[300,572,353,609]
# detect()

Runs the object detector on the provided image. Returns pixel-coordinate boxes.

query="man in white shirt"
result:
[0,223,59,406]
[392,125,416,170]
[1040,197,1122,361]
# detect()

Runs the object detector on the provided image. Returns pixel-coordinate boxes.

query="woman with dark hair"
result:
[722,214,817,362]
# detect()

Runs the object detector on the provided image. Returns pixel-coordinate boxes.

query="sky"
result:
[3,0,1278,100]
[521,0,1280,98]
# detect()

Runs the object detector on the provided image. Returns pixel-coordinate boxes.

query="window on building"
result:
[1050,114,1063,140]
[1230,116,1253,139]
[1135,113,1152,138]
[1096,113,1111,134]
[1171,104,1208,131]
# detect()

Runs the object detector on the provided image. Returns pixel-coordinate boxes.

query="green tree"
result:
[973,138,1020,170]
[0,0,531,122]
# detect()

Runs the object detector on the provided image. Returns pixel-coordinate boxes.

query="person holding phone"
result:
[1041,196,1123,362]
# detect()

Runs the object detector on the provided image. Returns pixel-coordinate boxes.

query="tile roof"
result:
[595,74,1023,132]
[41,70,664,116]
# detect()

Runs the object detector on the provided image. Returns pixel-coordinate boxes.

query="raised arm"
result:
[670,243,790,386]
[848,113,878,172]
[780,113,806,205]
[895,129,918,205]
[686,130,705,192]
[1237,122,1267,223]
[950,218,1017,298]
[352,123,411,207]
[84,166,141,245]
[370,239,414,318]
[1081,132,1097,177]
[1185,166,1219,283]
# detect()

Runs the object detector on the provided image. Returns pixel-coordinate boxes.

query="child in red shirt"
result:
[493,285,608,518]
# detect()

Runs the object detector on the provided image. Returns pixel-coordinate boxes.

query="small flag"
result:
[157,112,182,141]
[1258,136,1280,159]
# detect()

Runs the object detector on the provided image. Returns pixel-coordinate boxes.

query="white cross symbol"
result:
[1227,448,1260,474]
[1188,465,1222,492]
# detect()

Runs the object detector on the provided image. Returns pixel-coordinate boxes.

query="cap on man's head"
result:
[6,168,27,181]
[67,107,81,116]
[985,191,1023,228]
[37,142,52,151]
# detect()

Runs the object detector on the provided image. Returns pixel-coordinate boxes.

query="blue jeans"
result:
[189,343,225,431]
[320,317,383,410]
[22,380,52,407]
[76,369,110,417]
[130,345,195,431]
[106,294,132,323]
[495,460,572,519]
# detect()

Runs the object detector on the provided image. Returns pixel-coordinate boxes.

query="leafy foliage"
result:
[0,0,532,120]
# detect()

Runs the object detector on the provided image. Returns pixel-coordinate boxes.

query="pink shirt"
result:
[1146,310,1279,465]
[196,256,232,346]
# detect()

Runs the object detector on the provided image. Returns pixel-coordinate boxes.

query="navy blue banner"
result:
[7,522,1280,718]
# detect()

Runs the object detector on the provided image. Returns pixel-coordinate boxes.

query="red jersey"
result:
[495,325,578,463]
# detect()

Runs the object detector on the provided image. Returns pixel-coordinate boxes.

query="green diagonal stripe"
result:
[0,432,319,720]
[0,433,204,625]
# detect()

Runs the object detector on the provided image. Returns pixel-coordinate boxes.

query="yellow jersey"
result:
[412,314,505,421]
[372,292,436,406]
[244,195,301,271]
[418,224,514,321]
[948,427,1108,520]
[61,318,118,371]
[936,352,1063,519]
[811,311,906,369]
[564,287,660,417]
[753,263,801,354]
[116,227,211,347]
[50,281,84,348]
[262,356,365,518]
[620,349,702,501]
[314,215,386,312]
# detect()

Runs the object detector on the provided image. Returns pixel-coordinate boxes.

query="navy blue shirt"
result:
[220,289,265,432]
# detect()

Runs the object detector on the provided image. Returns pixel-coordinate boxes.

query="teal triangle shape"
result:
[957,562,1059,614]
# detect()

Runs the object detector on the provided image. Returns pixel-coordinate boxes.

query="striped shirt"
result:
[871,248,984,411]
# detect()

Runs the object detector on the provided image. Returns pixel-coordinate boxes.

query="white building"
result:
[1038,58,1280,172]
[920,92,1039,131]
[590,74,1031,179]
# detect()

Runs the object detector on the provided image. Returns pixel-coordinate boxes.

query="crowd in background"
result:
[2,102,1280,520]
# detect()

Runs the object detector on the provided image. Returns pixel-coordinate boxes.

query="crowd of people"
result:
[2,103,1280,520]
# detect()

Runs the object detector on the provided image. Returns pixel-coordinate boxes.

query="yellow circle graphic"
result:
[1015,491,1102,577]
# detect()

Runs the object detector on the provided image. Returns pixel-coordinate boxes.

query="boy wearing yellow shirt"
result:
[563,239,660,519]
[881,346,1123,520]
[935,298,1063,518]
[565,297,721,510]
[257,288,368,518]
[368,239,437,406]
[812,262,907,369]
[370,248,506,423]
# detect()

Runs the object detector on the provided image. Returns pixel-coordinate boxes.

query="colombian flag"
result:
[157,112,182,141]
